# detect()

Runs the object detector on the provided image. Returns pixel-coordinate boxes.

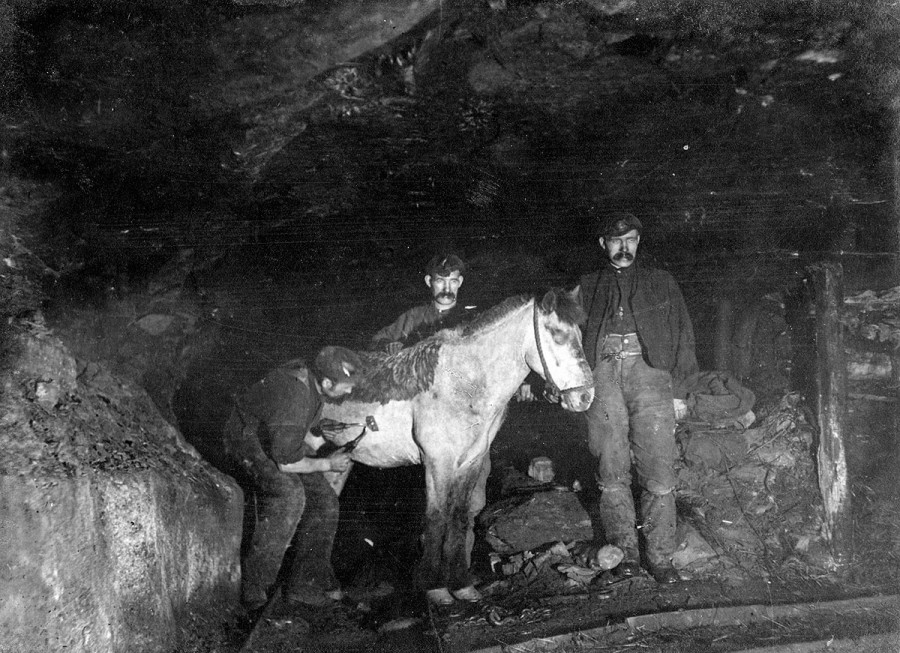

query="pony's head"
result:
[529,287,594,412]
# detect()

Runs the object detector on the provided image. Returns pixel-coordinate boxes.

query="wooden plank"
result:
[809,262,851,566]
[849,392,898,403]
[732,302,761,380]
[715,297,735,372]
[464,595,900,653]
[732,632,900,653]
[625,594,899,631]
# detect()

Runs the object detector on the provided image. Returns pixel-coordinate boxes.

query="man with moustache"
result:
[369,253,476,353]
[577,212,698,584]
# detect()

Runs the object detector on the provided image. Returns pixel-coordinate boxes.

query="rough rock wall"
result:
[0,322,243,653]
[0,472,241,653]
[852,1,900,276]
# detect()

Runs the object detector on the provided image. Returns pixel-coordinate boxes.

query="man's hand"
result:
[327,452,353,472]
[315,418,347,441]
[385,341,403,355]
[515,383,560,403]
[543,387,560,404]
[278,452,353,474]
[514,383,536,402]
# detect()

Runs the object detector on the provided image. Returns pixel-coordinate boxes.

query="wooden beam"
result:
[465,595,900,653]
[732,302,760,380]
[809,262,851,566]
[714,297,734,372]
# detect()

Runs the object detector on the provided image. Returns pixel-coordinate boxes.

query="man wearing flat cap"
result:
[369,253,477,353]
[576,212,698,584]
[223,345,363,611]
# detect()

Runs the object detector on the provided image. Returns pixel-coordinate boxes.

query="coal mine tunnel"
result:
[2,0,900,651]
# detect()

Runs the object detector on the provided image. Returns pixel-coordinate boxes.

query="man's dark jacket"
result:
[369,303,476,350]
[579,262,699,395]
[234,361,321,465]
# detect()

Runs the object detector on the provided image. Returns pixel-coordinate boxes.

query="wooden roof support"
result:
[810,261,851,567]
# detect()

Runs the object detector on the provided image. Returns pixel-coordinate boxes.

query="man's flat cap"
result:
[314,346,363,383]
[426,253,466,276]
[596,212,643,238]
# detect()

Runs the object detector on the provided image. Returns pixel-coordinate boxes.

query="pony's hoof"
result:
[426,588,455,606]
[451,585,482,602]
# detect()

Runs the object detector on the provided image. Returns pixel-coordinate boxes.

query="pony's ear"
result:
[540,289,559,313]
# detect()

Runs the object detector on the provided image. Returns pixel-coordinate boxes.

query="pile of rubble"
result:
[479,388,825,596]
[843,285,900,390]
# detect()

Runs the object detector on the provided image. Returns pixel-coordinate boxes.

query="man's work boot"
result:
[238,581,276,635]
[649,562,681,584]
[608,542,641,579]
[241,584,269,613]
[642,490,678,582]
[613,558,642,579]
[597,484,641,580]
[285,583,341,607]
[426,587,456,606]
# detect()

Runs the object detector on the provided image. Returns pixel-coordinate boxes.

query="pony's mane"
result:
[342,338,444,404]
[459,289,584,337]
[334,289,583,405]
[459,294,530,336]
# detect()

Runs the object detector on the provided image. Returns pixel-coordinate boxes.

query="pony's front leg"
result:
[458,408,506,599]
[418,460,453,594]
[418,457,483,605]
[417,456,487,605]
[465,453,491,570]
[445,453,491,604]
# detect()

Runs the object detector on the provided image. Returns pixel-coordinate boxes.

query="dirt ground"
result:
[231,384,900,653]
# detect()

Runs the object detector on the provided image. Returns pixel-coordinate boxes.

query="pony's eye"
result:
[550,327,567,344]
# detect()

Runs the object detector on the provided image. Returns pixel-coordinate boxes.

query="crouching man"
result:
[223,346,362,611]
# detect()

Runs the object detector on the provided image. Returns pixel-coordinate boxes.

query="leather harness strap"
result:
[532,299,593,396]
[533,299,560,396]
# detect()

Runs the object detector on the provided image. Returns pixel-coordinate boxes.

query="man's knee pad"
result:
[645,482,674,496]
[597,481,631,495]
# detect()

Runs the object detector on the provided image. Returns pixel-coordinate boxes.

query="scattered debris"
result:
[378,616,421,632]
[843,286,900,348]
[795,49,843,64]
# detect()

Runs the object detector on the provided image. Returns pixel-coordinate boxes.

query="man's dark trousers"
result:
[224,411,340,604]
[585,334,677,569]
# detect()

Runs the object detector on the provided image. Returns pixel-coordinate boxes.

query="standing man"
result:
[223,346,363,611]
[369,253,476,353]
[579,212,698,584]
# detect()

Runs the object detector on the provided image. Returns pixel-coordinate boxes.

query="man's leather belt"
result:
[599,332,642,360]
[601,351,642,360]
